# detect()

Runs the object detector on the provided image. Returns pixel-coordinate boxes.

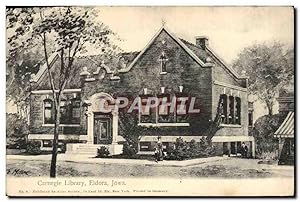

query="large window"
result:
[176,93,189,123]
[235,97,241,125]
[71,99,81,124]
[44,99,54,124]
[60,99,68,124]
[43,96,81,125]
[228,96,235,124]
[139,93,190,124]
[218,94,241,125]
[140,95,156,123]
[219,94,227,124]
[158,94,172,123]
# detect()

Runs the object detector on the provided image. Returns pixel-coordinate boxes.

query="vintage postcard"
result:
[6,6,295,197]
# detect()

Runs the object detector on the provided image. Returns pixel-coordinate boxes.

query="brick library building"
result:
[28,25,255,157]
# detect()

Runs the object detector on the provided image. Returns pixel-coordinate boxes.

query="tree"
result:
[6,48,43,118]
[231,42,294,115]
[250,114,282,159]
[7,7,120,177]
[6,113,29,149]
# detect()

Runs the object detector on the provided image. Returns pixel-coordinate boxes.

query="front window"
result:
[228,96,235,124]
[140,95,156,123]
[43,96,81,125]
[219,94,227,123]
[71,99,81,124]
[235,97,241,125]
[158,94,173,123]
[218,94,241,125]
[159,52,168,73]
[60,99,68,124]
[176,93,189,123]
[44,99,54,124]
[138,92,190,125]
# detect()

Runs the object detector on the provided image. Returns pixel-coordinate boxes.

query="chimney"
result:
[195,36,209,49]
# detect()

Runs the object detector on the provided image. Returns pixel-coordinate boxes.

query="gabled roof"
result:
[118,25,244,81]
[31,51,139,90]
[119,25,214,73]
[32,25,245,90]
[30,52,60,83]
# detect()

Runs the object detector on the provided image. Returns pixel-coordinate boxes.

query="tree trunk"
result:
[50,96,61,178]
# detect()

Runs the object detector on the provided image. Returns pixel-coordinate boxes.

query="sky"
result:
[98,6,294,64]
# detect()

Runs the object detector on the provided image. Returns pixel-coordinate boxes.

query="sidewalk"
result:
[7,154,228,167]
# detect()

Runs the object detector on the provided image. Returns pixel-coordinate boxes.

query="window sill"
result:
[160,72,167,75]
[220,124,242,128]
[42,124,81,127]
[138,123,190,127]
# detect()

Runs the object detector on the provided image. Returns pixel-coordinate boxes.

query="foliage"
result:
[232,42,294,115]
[122,141,137,156]
[118,112,145,155]
[6,48,43,118]
[6,113,28,149]
[165,137,215,160]
[26,141,42,155]
[96,146,110,158]
[250,114,282,159]
[7,7,120,177]
[59,142,66,153]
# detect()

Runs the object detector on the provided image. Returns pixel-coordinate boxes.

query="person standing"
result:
[154,136,163,162]
[241,142,246,158]
[244,144,248,158]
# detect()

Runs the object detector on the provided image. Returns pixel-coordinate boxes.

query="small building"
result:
[28,25,255,156]
[274,88,294,165]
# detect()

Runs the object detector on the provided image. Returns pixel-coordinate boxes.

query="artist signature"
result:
[7,168,29,176]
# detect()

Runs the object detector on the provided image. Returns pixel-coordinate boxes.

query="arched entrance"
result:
[85,92,119,145]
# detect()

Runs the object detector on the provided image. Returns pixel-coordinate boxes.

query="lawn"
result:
[6,158,294,178]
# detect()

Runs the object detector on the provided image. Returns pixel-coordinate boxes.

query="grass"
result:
[6,158,294,178]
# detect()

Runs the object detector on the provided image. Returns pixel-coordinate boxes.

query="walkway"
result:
[7,154,228,167]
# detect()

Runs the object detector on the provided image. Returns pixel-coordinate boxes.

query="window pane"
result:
[219,94,227,124]
[140,96,156,123]
[158,95,174,123]
[235,97,241,124]
[176,96,188,122]
[158,97,169,115]
[71,100,81,124]
[72,108,80,118]
[44,99,54,124]
[229,96,235,124]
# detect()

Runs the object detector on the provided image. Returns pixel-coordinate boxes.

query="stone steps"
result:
[66,144,104,155]
[66,143,123,155]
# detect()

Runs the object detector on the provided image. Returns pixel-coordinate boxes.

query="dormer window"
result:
[159,51,168,74]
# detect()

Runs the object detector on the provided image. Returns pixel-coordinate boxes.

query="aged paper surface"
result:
[6,6,294,197]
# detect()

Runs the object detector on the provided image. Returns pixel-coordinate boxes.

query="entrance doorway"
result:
[94,114,112,144]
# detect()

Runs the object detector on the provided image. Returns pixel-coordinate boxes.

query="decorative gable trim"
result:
[119,25,214,73]
[93,61,114,75]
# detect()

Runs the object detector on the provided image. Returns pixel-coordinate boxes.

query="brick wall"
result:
[82,29,213,136]
[29,29,249,139]
[212,65,249,136]
[29,93,86,135]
